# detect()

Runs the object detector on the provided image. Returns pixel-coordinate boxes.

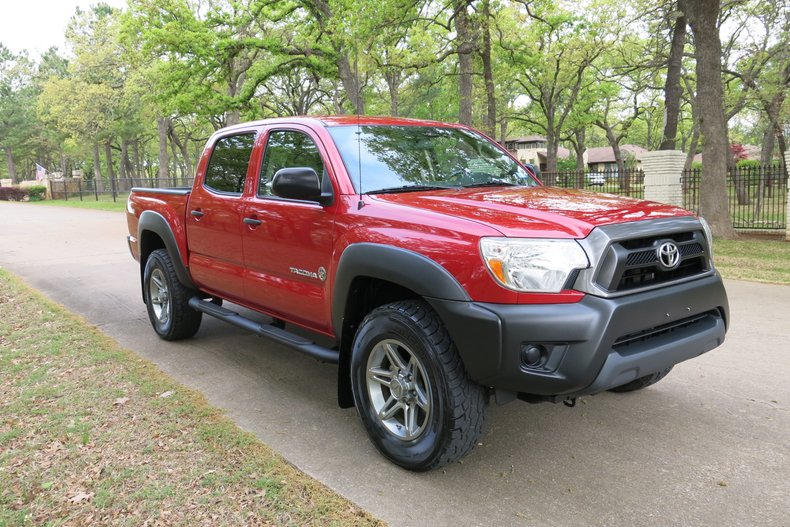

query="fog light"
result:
[521,344,545,367]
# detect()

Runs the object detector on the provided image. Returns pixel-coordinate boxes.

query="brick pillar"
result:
[640,150,685,207]
[785,150,790,241]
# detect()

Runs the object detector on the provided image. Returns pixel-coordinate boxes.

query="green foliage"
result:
[556,157,578,171]
[26,185,46,201]
[736,159,762,168]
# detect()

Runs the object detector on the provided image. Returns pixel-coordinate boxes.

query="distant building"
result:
[504,136,571,171]
[585,145,648,172]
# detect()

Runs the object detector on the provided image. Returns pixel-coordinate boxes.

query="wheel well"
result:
[140,230,166,270]
[337,277,419,408]
[138,231,166,302]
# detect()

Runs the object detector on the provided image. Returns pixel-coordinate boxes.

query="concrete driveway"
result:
[1,201,788,526]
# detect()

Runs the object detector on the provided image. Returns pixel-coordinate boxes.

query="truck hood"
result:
[371,186,693,238]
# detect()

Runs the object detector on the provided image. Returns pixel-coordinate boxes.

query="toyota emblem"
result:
[657,242,681,270]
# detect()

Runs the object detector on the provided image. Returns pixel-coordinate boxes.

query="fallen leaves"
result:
[68,491,94,504]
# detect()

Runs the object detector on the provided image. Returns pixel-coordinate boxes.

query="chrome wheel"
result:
[148,268,170,324]
[366,338,431,440]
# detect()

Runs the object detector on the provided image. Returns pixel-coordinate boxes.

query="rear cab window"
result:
[204,133,257,194]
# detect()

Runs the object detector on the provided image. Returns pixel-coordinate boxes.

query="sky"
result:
[0,0,128,57]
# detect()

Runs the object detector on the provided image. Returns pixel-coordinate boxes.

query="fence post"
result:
[785,150,790,241]
[640,150,685,207]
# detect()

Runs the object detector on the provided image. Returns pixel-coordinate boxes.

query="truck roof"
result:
[218,115,467,133]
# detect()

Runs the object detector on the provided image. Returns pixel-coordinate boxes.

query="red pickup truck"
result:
[127,116,728,471]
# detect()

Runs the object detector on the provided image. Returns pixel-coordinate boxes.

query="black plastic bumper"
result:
[428,274,728,399]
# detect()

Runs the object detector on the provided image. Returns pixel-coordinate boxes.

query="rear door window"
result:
[204,133,256,194]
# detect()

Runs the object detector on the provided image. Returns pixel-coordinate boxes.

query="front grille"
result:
[595,230,711,293]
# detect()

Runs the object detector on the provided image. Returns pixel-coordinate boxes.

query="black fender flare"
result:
[138,210,196,292]
[332,243,477,407]
[331,243,470,336]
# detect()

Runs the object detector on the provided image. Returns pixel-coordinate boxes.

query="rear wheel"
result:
[143,249,202,340]
[608,367,673,393]
[350,300,486,471]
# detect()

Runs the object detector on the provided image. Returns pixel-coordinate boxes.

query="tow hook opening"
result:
[563,397,577,408]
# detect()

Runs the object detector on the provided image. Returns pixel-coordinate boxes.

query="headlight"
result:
[480,238,589,293]
[698,216,714,265]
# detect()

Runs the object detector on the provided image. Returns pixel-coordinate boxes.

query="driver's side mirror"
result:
[272,167,333,205]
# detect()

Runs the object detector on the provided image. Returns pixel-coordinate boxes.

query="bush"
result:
[27,185,46,201]
[735,159,762,169]
[0,187,28,201]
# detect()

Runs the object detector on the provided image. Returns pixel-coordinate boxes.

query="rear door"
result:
[186,131,258,302]
[240,126,337,333]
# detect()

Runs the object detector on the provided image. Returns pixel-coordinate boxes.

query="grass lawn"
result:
[713,237,790,286]
[0,269,381,526]
[28,196,127,213]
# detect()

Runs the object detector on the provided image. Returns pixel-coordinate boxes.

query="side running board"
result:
[188,297,339,364]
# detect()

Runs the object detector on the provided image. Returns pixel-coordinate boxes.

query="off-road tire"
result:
[609,367,673,393]
[350,300,486,471]
[143,249,202,340]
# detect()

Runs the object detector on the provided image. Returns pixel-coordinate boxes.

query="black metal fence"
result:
[48,177,194,202]
[682,164,786,230]
[541,168,645,199]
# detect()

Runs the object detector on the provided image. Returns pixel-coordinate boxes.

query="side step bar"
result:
[188,297,339,364]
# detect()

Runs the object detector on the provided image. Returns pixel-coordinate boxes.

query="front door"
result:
[241,127,337,334]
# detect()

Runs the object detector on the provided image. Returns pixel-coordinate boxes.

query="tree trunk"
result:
[119,139,128,182]
[338,54,364,114]
[545,129,559,174]
[480,0,496,137]
[226,110,241,127]
[104,141,117,198]
[157,117,170,183]
[499,118,508,143]
[687,0,736,238]
[456,0,474,125]
[384,69,400,117]
[760,126,775,165]
[660,0,687,150]
[104,142,116,189]
[169,126,194,181]
[574,129,586,187]
[132,139,141,181]
[4,147,17,184]
[169,136,181,185]
[92,143,104,193]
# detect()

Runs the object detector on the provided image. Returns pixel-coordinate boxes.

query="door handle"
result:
[190,210,204,218]
[243,217,263,226]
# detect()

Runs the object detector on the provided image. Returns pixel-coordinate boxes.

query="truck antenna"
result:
[357,112,364,210]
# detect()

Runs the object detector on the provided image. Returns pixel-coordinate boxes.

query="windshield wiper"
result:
[460,181,517,188]
[366,184,453,195]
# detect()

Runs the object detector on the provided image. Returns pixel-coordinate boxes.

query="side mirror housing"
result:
[271,167,333,205]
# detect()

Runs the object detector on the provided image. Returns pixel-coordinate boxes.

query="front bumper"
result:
[429,274,728,399]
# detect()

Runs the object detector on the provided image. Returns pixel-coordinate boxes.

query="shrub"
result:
[0,187,28,201]
[27,185,46,201]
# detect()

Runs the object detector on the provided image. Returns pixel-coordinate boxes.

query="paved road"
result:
[1,201,788,526]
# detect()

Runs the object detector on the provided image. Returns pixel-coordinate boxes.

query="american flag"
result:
[35,163,46,181]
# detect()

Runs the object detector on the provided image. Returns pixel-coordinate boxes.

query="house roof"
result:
[586,144,648,164]
[507,135,547,143]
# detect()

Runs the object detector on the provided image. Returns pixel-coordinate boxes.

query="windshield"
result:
[326,125,540,194]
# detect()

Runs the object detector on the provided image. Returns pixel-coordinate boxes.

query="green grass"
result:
[714,238,790,285]
[28,196,127,212]
[0,269,381,527]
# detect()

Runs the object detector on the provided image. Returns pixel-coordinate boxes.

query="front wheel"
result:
[143,249,202,340]
[350,300,486,471]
